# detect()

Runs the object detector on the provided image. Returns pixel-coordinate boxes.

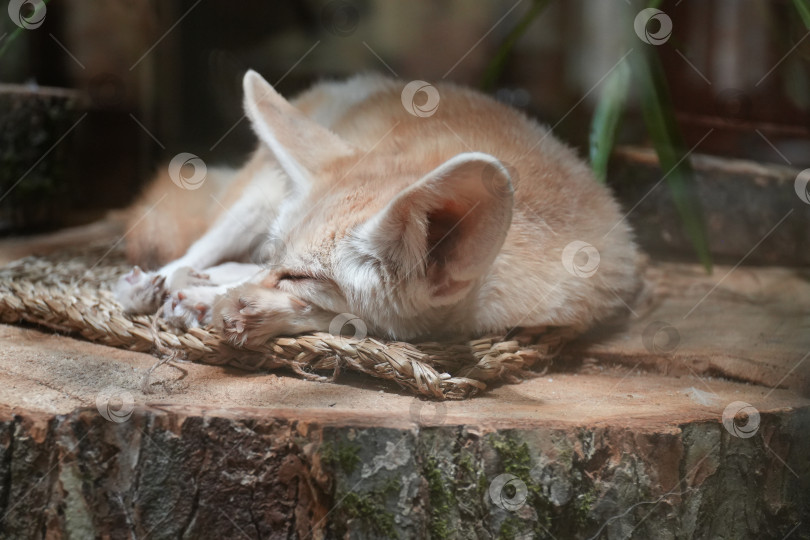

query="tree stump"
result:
[0,223,808,539]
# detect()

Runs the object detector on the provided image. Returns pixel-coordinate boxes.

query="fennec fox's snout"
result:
[116,70,641,346]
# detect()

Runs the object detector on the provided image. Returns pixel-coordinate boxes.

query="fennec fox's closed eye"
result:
[116,70,641,347]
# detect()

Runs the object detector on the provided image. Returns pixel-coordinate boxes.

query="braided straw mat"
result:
[0,247,559,400]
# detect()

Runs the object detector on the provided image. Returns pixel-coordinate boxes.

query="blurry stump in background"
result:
[0,84,83,233]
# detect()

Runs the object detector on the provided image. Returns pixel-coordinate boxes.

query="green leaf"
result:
[0,27,25,61]
[633,45,713,273]
[793,0,810,29]
[0,0,51,60]
[589,61,631,183]
[481,0,553,91]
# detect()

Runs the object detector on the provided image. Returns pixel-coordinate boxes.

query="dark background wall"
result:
[0,0,808,232]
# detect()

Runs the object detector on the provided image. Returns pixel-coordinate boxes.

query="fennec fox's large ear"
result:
[242,70,355,190]
[360,152,514,304]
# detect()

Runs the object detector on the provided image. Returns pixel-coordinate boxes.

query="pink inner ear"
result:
[426,207,459,264]
[365,153,512,301]
[425,199,477,269]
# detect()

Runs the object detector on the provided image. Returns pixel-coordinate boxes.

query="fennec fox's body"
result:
[116,71,640,347]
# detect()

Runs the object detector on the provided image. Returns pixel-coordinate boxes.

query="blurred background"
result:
[1,0,808,265]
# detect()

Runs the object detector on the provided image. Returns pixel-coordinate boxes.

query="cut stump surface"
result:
[0,224,808,539]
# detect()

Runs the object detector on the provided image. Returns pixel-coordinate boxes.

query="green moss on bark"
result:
[320,440,361,475]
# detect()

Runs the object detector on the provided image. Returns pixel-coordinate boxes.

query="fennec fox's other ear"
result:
[242,70,356,192]
[357,152,514,305]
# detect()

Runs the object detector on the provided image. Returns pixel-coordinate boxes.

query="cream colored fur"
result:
[115,71,641,346]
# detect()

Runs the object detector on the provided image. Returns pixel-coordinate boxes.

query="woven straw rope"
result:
[0,248,559,399]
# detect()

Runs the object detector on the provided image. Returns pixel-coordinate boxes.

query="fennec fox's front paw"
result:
[115,266,212,315]
[213,284,324,348]
[114,266,167,314]
[162,286,222,329]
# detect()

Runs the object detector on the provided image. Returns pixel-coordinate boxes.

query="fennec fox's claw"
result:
[213,284,326,349]
[114,266,167,314]
[162,286,222,329]
[115,266,216,316]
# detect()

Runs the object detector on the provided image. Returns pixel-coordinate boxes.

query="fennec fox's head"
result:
[220,72,517,342]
